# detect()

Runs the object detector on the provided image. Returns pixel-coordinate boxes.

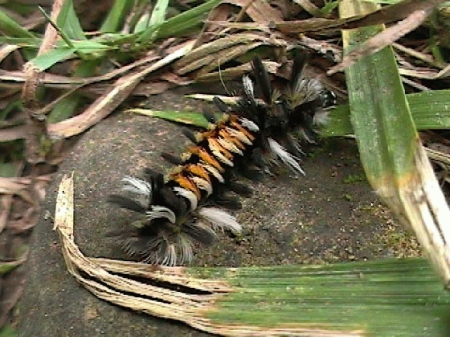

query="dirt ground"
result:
[17,88,422,337]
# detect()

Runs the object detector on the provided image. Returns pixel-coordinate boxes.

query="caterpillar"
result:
[108,54,336,266]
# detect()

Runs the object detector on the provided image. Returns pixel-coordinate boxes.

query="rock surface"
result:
[18,90,418,337]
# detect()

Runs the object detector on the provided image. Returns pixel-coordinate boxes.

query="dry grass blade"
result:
[399,146,450,284]
[175,33,286,75]
[293,0,323,17]
[224,0,283,23]
[328,5,435,75]
[399,63,450,80]
[0,177,30,195]
[0,45,20,63]
[47,41,194,138]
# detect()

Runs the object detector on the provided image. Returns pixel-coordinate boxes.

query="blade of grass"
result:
[149,0,169,27]
[30,40,112,70]
[100,0,134,33]
[56,0,86,40]
[137,0,221,43]
[0,37,41,47]
[322,89,450,137]
[0,10,35,38]
[191,259,450,337]
[339,0,450,285]
[30,47,76,71]
[127,108,210,128]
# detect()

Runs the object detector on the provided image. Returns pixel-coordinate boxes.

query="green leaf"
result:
[0,10,35,38]
[345,29,416,182]
[191,258,450,337]
[133,13,152,33]
[0,37,41,47]
[100,0,134,33]
[127,108,210,128]
[30,40,112,70]
[69,39,113,51]
[322,89,450,137]
[320,1,340,16]
[48,60,99,123]
[339,0,450,287]
[30,47,75,71]
[47,94,82,124]
[0,261,21,275]
[137,0,221,43]
[149,0,169,27]
[57,0,86,40]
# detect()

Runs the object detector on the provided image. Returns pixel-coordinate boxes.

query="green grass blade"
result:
[149,0,169,27]
[189,258,450,336]
[127,108,210,128]
[30,47,75,71]
[30,40,111,70]
[100,0,134,33]
[340,0,450,285]
[0,37,41,46]
[137,0,221,43]
[57,0,86,40]
[406,90,450,129]
[0,10,35,38]
[342,10,416,183]
[322,89,450,136]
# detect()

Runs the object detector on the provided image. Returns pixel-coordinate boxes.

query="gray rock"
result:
[18,90,412,337]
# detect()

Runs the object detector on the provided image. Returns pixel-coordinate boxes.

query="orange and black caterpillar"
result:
[108,54,335,266]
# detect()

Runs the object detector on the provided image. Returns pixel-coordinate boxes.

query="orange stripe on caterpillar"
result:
[229,119,256,142]
[183,146,225,172]
[170,174,201,200]
[218,128,245,152]
[183,164,212,183]
[207,138,234,164]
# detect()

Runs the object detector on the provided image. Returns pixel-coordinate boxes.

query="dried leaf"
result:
[224,0,283,23]
[48,41,195,138]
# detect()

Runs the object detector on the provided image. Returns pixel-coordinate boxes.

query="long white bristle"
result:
[121,176,152,196]
[313,109,330,126]
[267,138,305,175]
[295,78,322,103]
[218,137,243,155]
[146,206,176,223]
[242,75,254,98]
[162,244,177,266]
[178,234,194,265]
[198,207,242,234]
[191,176,213,196]
[172,187,198,211]
[239,118,259,132]
[202,163,225,183]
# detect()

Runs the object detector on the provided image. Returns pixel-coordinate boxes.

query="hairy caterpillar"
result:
[108,54,336,266]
